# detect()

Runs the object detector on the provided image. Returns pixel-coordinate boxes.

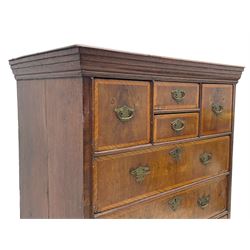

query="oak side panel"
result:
[46,78,84,218]
[227,84,237,218]
[82,77,94,218]
[17,81,49,218]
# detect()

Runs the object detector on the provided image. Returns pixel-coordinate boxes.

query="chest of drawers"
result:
[9,45,244,218]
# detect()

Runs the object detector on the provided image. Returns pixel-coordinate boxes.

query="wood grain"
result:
[154,82,199,110]
[154,113,199,142]
[17,81,49,218]
[93,136,230,212]
[94,79,150,151]
[46,78,84,218]
[82,77,94,218]
[97,175,228,219]
[9,45,244,82]
[201,84,233,135]
[17,78,85,218]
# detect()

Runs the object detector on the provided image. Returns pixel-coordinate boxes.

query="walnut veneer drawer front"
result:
[201,84,233,135]
[154,82,199,111]
[93,136,229,212]
[154,113,199,142]
[97,176,228,219]
[94,79,150,151]
[10,46,243,218]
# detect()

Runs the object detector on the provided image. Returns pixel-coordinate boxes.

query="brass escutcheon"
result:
[211,103,224,115]
[171,119,185,133]
[114,105,134,122]
[130,165,150,184]
[200,152,212,165]
[169,147,182,160]
[197,195,210,209]
[171,89,186,103]
[168,196,182,211]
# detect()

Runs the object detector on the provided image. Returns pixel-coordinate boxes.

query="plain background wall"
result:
[0,0,249,249]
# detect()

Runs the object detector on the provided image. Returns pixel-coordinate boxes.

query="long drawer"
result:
[97,175,228,219]
[93,136,230,212]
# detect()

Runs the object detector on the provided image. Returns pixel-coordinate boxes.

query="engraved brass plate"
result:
[169,147,182,160]
[211,103,224,115]
[171,119,185,132]
[130,165,150,184]
[200,152,212,165]
[168,196,182,211]
[114,105,134,122]
[197,195,210,209]
[171,89,186,103]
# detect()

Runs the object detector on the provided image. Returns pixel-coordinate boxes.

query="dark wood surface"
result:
[82,77,94,218]
[201,84,233,135]
[97,175,227,219]
[94,79,150,151]
[93,136,229,212]
[9,45,244,83]
[154,113,199,142]
[10,46,244,219]
[17,81,49,218]
[17,78,85,218]
[227,84,237,218]
[154,82,199,110]
[45,78,84,218]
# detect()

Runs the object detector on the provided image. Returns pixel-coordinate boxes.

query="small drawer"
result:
[153,113,199,143]
[97,175,228,219]
[201,84,233,135]
[93,136,229,212]
[154,82,199,111]
[94,79,150,151]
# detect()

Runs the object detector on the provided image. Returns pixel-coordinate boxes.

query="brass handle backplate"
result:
[168,196,182,211]
[171,119,185,133]
[171,89,186,103]
[197,195,210,209]
[200,152,212,165]
[212,103,224,115]
[130,165,150,184]
[114,105,134,122]
[169,147,182,160]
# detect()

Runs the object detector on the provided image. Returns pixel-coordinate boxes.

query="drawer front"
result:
[201,84,233,135]
[97,176,228,219]
[94,79,150,151]
[154,82,199,110]
[154,113,199,142]
[93,136,229,212]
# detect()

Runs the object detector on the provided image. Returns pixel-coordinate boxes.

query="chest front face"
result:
[92,78,236,219]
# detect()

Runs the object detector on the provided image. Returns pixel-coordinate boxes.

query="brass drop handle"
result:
[130,165,150,184]
[114,105,135,122]
[200,152,212,165]
[197,195,210,209]
[168,196,182,211]
[169,147,182,160]
[212,103,224,115]
[171,119,185,132]
[171,89,186,103]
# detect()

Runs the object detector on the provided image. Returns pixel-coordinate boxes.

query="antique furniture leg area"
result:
[9,45,244,219]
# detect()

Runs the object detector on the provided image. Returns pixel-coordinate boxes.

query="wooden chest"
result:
[9,45,244,219]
